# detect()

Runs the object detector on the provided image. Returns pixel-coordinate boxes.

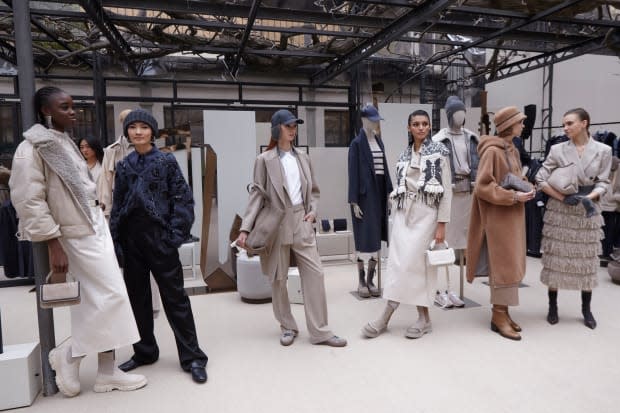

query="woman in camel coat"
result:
[466,106,535,341]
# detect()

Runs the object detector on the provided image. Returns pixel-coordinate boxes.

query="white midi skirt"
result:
[58,206,140,357]
[383,199,439,307]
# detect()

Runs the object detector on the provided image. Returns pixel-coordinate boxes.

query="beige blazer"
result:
[536,138,612,197]
[99,135,134,216]
[241,147,319,278]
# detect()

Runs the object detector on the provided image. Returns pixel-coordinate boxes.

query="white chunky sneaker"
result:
[447,291,465,308]
[93,351,148,393]
[434,291,453,308]
[48,338,82,397]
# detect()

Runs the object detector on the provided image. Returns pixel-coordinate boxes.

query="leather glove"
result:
[581,197,597,218]
[563,194,581,206]
[351,203,364,219]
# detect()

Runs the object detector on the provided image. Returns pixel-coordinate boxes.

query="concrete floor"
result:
[1,256,619,413]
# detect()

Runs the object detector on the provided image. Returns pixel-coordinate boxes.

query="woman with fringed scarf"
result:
[362,109,452,339]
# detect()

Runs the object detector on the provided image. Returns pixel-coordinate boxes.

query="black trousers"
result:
[602,211,620,257]
[121,215,207,370]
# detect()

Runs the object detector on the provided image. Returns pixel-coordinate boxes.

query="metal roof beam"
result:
[452,5,620,29]
[421,0,586,68]
[487,36,609,82]
[50,0,389,28]
[311,0,457,85]
[230,0,261,76]
[76,0,137,74]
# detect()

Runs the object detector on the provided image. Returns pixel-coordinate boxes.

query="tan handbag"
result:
[547,163,579,195]
[245,183,285,255]
[426,240,456,267]
[39,272,81,309]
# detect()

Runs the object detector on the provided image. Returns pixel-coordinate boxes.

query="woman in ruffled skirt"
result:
[536,108,612,329]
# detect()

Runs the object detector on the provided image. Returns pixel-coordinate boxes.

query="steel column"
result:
[13,0,58,396]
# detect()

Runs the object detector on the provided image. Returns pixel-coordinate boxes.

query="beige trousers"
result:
[270,206,333,344]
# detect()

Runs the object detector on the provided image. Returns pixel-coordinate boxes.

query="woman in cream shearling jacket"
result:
[9,86,146,397]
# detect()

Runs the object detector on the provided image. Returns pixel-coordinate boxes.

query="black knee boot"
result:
[366,258,380,297]
[547,290,558,325]
[357,259,370,298]
[581,291,597,329]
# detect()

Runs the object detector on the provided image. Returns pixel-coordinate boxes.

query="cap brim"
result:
[284,118,304,125]
[367,115,384,122]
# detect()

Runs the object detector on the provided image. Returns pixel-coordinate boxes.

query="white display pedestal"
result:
[0,342,42,410]
[287,267,303,304]
[236,251,272,304]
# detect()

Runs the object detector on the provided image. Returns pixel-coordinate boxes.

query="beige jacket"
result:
[600,157,620,212]
[536,138,612,197]
[241,147,319,278]
[9,124,95,242]
[99,135,134,216]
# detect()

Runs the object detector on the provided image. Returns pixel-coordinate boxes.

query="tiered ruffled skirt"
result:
[540,198,603,290]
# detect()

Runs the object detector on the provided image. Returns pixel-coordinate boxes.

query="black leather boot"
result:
[357,260,370,298]
[547,289,559,325]
[581,290,597,329]
[366,258,380,297]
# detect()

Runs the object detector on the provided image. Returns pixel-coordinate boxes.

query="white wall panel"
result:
[204,110,256,264]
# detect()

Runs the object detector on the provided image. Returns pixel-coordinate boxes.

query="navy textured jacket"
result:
[110,146,194,255]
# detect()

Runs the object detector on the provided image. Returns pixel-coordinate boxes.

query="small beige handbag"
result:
[547,163,579,195]
[426,240,456,267]
[39,272,81,309]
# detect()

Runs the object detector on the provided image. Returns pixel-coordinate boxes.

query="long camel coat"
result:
[466,135,532,289]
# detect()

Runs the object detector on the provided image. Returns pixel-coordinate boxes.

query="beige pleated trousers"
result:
[270,205,334,344]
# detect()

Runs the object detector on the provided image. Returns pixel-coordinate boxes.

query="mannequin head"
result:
[360,104,383,137]
[445,95,466,130]
[361,117,380,136]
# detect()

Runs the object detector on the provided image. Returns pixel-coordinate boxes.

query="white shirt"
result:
[280,150,303,205]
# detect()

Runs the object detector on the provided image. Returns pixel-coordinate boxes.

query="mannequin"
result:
[348,105,393,298]
[432,96,479,308]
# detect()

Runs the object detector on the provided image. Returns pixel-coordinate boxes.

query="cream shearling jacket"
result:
[9,124,95,242]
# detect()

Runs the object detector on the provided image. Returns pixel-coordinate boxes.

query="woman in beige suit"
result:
[236,109,347,348]
[536,108,612,329]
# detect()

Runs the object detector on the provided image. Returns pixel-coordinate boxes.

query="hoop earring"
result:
[45,115,53,129]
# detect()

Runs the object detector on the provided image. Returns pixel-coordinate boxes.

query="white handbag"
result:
[426,240,456,267]
[39,272,81,309]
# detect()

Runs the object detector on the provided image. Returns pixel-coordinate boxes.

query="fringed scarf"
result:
[393,138,449,209]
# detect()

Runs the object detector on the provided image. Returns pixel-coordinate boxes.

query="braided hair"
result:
[34,86,65,126]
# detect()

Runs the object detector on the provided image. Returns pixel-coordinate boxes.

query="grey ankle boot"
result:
[357,260,370,298]
[362,301,399,338]
[366,258,380,297]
